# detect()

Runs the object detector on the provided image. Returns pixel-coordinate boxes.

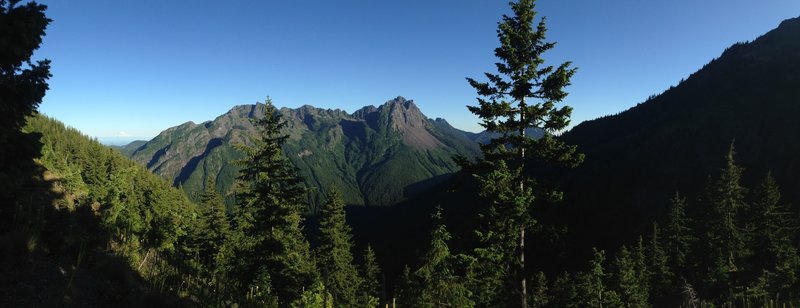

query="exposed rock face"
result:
[127,97,481,209]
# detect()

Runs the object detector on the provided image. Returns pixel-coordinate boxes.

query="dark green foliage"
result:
[471,160,534,306]
[396,208,474,307]
[182,177,232,298]
[463,0,582,306]
[359,244,382,306]
[702,143,749,298]
[646,225,669,300]
[664,192,694,276]
[231,98,318,304]
[0,0,50,231]
[8,114,199,305]
[316,188,361,306]
[575,249,620,307]
[550,272,578,308]
[530,271,550,308]
[748,172,799,298]
[613,245,649,307]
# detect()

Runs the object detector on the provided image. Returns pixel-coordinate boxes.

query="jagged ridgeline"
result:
[125,97,481,210]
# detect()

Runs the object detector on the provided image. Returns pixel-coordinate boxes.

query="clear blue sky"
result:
[34,0,800,144]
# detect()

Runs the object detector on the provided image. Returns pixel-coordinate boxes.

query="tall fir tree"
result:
[0,0,51,230]
[530,271,550,308]
[232,98,317,304]
[576,248,621,308]
[410,207,474,307]
[647,224,670,300]
[550,272,578,308]
[664,192,694,277]
[316,188,361,307]
[613,246,650,307]
[703,143,749,299]
[749,172,799,297]
[197,177,231,277]
[359,244,382,307]
[464,0,582,306]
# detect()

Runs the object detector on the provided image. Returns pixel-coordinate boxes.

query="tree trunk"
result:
[519,99,527,308]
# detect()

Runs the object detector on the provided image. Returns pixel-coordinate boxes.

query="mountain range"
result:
[123,97,481,210]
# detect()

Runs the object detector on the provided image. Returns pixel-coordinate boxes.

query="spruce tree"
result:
[703,143,748,299]
[316,188,360,307]
[233,98,317,304]
[576,248,621,307]
[360,244,382,306]
[0,0,51,230]
[749,172,799,297]
[197,177,231,276]
[647,225,670,299]
[464,0,582,306]
[531,271,550,308]
[550,272,578,308]
[413,207,474,307]
[614,246,649,307]
[664,192,694,276]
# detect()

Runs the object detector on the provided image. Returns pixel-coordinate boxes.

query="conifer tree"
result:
[550,272,578,308]
[316,188,361,307]
[576,248,621,307]
[647,225,670,299]
[0,0,51,229]
[531,271,550,308]
[233,98,317,304]
[197,177,231,276]
[613,246,649,307]
[749,172,799,296]
[360,244,382,306]
[664,192,694,276]
[703,143,749,298]
[464,0,582,305]
[472,160,534,306]
[412,207,474,307]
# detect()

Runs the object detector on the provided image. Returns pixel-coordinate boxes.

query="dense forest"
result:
[3,0,800,307]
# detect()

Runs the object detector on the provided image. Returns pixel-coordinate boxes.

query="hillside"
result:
[552,16,800,250]
[126,97,480,210]
[0,115,198,306]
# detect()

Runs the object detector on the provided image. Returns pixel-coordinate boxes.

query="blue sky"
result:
[34,0,800,144]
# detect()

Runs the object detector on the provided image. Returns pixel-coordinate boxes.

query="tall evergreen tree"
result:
[464,0,582,306]
[664,192,694,276]
[316,188,361,307]
[359,244,382,306]
[233,98,317,304]
[0,0,51,230]
[647,225,670,299]
[472,160,534,306]
[749,172,799,297]
[576,248,621,308]
[197,177,231,276]
[412,207,474,307]
[530,271,550,308]
[613,246,649,307]
[550,272,578,308]
[703,143,749,299]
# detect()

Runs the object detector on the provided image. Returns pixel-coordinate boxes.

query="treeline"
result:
[515,146,800,307]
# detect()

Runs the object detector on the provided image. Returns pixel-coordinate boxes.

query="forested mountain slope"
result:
[127,96,480,210]
[554,16,800,249]
[1,114,198,306]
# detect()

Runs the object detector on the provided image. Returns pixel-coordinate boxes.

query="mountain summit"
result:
[126,97,480,209]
